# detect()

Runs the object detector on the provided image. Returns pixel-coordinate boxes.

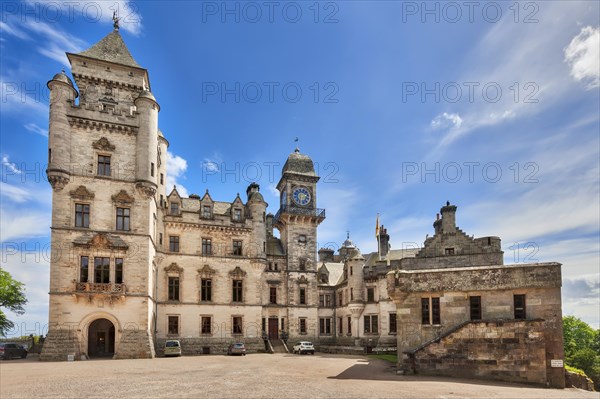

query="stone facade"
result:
[387,202,565,388]
[42,26,565,390]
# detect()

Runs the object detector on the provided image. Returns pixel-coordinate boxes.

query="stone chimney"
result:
[318,248,335,262]
[440,201,457,233]
[266,213,274,237]
[378,225,390,257]
[433,213,442,235]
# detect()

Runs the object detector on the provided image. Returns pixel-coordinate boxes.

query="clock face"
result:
[292,187,312,206]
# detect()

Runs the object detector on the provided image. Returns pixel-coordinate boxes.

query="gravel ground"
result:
[0,353,596,399]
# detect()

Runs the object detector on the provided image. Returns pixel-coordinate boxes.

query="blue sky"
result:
[1,1,599,334]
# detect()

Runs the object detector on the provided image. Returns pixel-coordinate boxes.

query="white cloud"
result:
[24,123,48,137]
[0,210,50,242]
[166,151,189,197]
[2,155,22,175]
[24,0,143,36]
[431,112,463,131]
[564,26,600,89]
[267,184,279,198]
[0,182,30,203]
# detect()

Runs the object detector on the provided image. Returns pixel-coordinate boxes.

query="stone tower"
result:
[273,148,325,337]
[41,24,162,360]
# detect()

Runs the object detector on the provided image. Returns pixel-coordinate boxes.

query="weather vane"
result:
[113,11,120,31]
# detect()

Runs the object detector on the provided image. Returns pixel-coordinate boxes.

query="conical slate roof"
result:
[282,148,316,176]
[76,30,141,68]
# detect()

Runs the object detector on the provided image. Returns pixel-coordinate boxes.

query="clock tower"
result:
[273,148,325,337]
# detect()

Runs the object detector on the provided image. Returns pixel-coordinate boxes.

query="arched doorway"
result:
[88,318,115,358]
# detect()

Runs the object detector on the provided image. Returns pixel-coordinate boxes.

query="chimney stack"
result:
[378,225,390,257]
[440,201,457,233]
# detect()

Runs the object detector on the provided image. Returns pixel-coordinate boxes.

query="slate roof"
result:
[282,149,316,176]
[267,237,285,256]
[76,30,142,68]
[320,262,345,286]
[363,248,420,267]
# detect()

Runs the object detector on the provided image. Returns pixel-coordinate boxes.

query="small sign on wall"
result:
[551,359,564,368]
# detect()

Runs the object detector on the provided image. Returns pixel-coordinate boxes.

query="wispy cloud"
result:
[564,26,600,89]
[431,112,463,131]
[24,123,48,137]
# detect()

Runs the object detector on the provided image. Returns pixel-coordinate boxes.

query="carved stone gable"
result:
[229,266,247,278]
[70,185,95,200]
[297,275,309,285]
[164,263,183,275]
[112,190,135,204]
[92,137,116,152]
[198,264,216,277]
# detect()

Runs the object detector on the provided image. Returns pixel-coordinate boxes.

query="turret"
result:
[433,213,442,235]
[266,213,274,237]
[440,201,457,233]
[134,90,159,195]
[246,183,267,258]
[347,248,365,303]
[46,70,78,191]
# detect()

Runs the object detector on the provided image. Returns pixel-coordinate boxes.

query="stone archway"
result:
[88,318,116,358]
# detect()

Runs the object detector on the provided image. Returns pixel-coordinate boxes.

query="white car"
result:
[292,341,315,355]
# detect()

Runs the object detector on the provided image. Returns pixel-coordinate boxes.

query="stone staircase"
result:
[270,339,288,354]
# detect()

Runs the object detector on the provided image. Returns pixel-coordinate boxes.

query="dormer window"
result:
[233,208,242,222]
[170,202,179,215]
[202,205,212,219]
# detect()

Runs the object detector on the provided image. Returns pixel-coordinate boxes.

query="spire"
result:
[74,29,141,68]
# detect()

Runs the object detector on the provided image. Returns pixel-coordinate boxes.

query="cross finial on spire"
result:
[113,11,120,31]
[346,230,350,240]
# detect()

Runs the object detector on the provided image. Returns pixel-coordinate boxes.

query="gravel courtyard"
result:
[1,353,596,399]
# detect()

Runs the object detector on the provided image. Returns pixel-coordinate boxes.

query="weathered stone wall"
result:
[565,370,595,391]
[155,337,265,356]
[40,327,81,361]
[409,320,548,386]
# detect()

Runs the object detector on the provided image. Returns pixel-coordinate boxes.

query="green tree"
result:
[563,315,595,359]
[0,269,27,336]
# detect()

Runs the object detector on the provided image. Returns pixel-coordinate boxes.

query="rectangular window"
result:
[347,317,352,336]
[94,257,110,283]
[445,247,455,255]
[160,173,164,185]
[168,316,179,335]
[350,288,354,301]
[170,202,179,215]
[97,155,111,176]
[233,240,242,256]
[202,238,212,255]
[201,316,211,335]
[160,195,164,208]
[299,287,306,305]
[169,236,180,252]
[232,316,243,334]
[116,207,130,231]
[338,317,343,335]
[159,233,163,246]
[319,318,332,335]
[367,287,375,302]
[299,318,307,334]
[364,315,378,334]
[80,256,89,283]
[432,297,441,324]
[514,294,526,319]
[269,287,277,304]
[75,203,90,228]
[338,292,343,307]
[422,297,441,325]
[319,294,324,307]
[202,206,212,219]
[201,279,212,301]
[150,162,155,177]
[168,277,180,301]
[233,209,242,221]
[325,294,331,307]
[470,296,482,320]
[115,258,124,284]
[232,280,243,302]
[299,258,306,271]
[389,313,397,333]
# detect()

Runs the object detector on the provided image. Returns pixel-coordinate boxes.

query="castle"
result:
[40,24,566,388]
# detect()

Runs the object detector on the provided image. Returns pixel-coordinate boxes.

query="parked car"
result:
[164,340,182,357]
[292,341,315,355]
[0,343,28,360]
[227,343,246,356]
